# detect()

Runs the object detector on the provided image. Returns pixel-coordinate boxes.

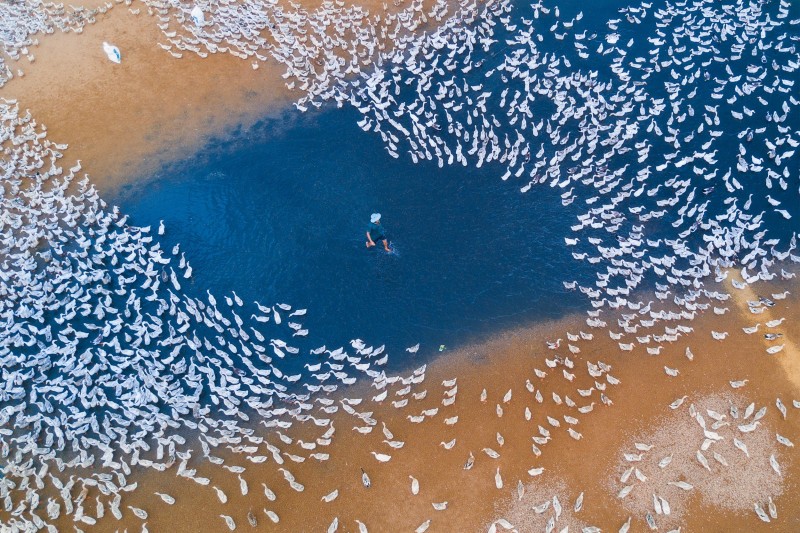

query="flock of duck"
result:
[611,391,788,531]
[0,0,799,529]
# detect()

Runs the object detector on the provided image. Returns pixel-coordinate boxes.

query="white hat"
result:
[370,213,381,223]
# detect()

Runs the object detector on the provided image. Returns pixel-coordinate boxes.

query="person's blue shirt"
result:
[368,222,386,242]
[366,214,391,252]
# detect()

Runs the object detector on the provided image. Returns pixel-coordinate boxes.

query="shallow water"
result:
[116,106,592,361]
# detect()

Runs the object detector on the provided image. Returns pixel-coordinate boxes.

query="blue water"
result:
[116,106,591,358]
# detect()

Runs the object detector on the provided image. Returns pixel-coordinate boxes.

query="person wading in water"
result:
[366,213,391,252]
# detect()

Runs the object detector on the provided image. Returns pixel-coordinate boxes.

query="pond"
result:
[116,105,592,359]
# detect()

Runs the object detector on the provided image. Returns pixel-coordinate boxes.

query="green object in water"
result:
[439,345,446,352]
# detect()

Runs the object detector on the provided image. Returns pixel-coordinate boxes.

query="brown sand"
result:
[3,11,280,193]
[725,270,800,392]
[1,0,371,195]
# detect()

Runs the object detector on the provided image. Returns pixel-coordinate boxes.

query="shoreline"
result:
[39,281,799,531]
[1,2,300,195]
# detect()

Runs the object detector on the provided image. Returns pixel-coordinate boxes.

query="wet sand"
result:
[47,278,800,532]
